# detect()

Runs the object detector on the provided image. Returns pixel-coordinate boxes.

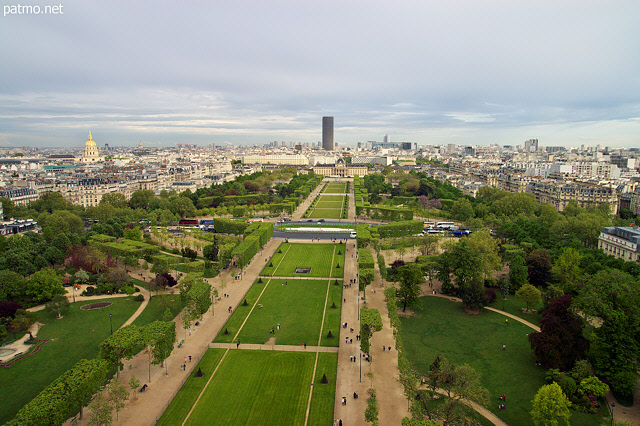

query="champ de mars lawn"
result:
[400,296,605,426]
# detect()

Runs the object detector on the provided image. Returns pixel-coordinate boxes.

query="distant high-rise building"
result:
[322,117,334,151]
[525,139,539,152]
[383,134,389,144]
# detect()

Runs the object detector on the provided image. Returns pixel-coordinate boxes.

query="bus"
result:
[246,218,264,223]
[179,219,198,226]
[436,222,458,230]
[199,220,215,226]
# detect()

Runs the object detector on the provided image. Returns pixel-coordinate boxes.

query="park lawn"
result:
[130,293,186,327]
[308,209,342,219]
[213,278,268,343]
[185,350,315,426]
[319,281,343,347]
[315,201,343,209]
[400,297,603,426]
[0,298,141,425]
[156,348,227,426]
[262,243,344,278]
[324,183,347,193]
[488,296,542,326]
[308,352,338,426]
[235,279,331,346]
[319,195,345,202]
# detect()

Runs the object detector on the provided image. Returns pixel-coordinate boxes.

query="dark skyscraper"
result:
[322,116,334,151]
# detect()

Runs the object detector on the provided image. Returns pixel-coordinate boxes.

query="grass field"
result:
[156,348,228,426]
[323,183,347,193]
[261,243,345,278]
[307,208,342,219]
[0,298,141,424]
[185,350,317,425]
[214,278,341,346]
[400,297,604,426]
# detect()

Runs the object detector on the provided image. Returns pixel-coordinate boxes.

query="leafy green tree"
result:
[100,325,142,378]
[395,264,424,312]
[573,269,640,397]
[364,388,379,426]
[509,255,528,291]
[46,294,70,319]
[100,192,128,209]
[107,378,129,420]
[27,267,65,304]
[461,280,489,311]
[187,281,212,320]
[169,196,196,218]
[0,270,26,302]
[551,247,584,293]
[531,382,571,426]
[87,392,113,426]
[450,198,474,222]
[515,284,542,312]
[401,418,438,426]
[129,189,155,210]
[360,308,383,354]
[128,373,141,401]
[150,258,170,275]
[123,226,143,242]
[430,356,489,426]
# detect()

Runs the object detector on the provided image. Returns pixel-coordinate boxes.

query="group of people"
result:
[498,394,507,409]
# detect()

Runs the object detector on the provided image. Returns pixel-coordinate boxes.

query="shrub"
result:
[134,294,144,302]
[485,289,497,304]
[85,286,95,296]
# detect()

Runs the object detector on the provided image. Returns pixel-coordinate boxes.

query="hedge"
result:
[377,252,387,280]
[231,235,261,268]
[358,249,375,269]
[90,235,160,259]
[213,218,250,235]
[375,220,423,238]
[356,224,371,248]
[355,205,413,221]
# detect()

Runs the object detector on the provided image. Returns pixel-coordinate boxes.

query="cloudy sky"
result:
[1,0,639,148]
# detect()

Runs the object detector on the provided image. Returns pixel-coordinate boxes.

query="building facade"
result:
[599,226,640,262]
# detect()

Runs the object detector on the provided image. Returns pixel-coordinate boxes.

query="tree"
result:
[364,388,379,426]
[203,240,219,261]
[141,320,176,380]
[515,284,542,313]
[100,325,141,378]
[508,255,528,291]
[360,308,383,354]
[107,378,129,420]
[129,189,155,210]
[26,267,65,304]
[46,294,70,319]
[100,192,128,209]
[0,270,27,302]
[106,266,131,291]
[450,198,474,222]
[74,268,90,285]
[0,300,23,318]
[551,248,584,293]
[579,376,609,398]
[461,280,489,311]
[419,235,439,256]
[430,356,489,426]
[572,269,640,397]
[528,295,588,370]
[87,393,113,426]
[395,264,424,312]
[187,281,212,320]
[530,382,571,426]
[150,258,170,275]
[526,249,553,287]
[128,374,141,401]
[123,226,143,242]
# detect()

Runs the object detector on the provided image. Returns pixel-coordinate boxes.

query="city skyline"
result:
[1,1,639,149]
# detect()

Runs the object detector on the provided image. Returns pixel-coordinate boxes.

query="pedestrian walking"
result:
[503,344,506,350]
[237,339,241,349]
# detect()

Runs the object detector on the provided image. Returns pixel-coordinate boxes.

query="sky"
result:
[0,0,639,149]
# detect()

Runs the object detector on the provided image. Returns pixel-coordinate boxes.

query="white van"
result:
[349,231,357,239]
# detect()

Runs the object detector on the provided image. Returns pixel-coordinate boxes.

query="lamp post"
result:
[611,402,615,425]
[109,313,113,335]
[211,291,214,316]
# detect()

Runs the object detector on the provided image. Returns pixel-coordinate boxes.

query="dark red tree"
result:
[0,301,23,319]
[528,295,588,370]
